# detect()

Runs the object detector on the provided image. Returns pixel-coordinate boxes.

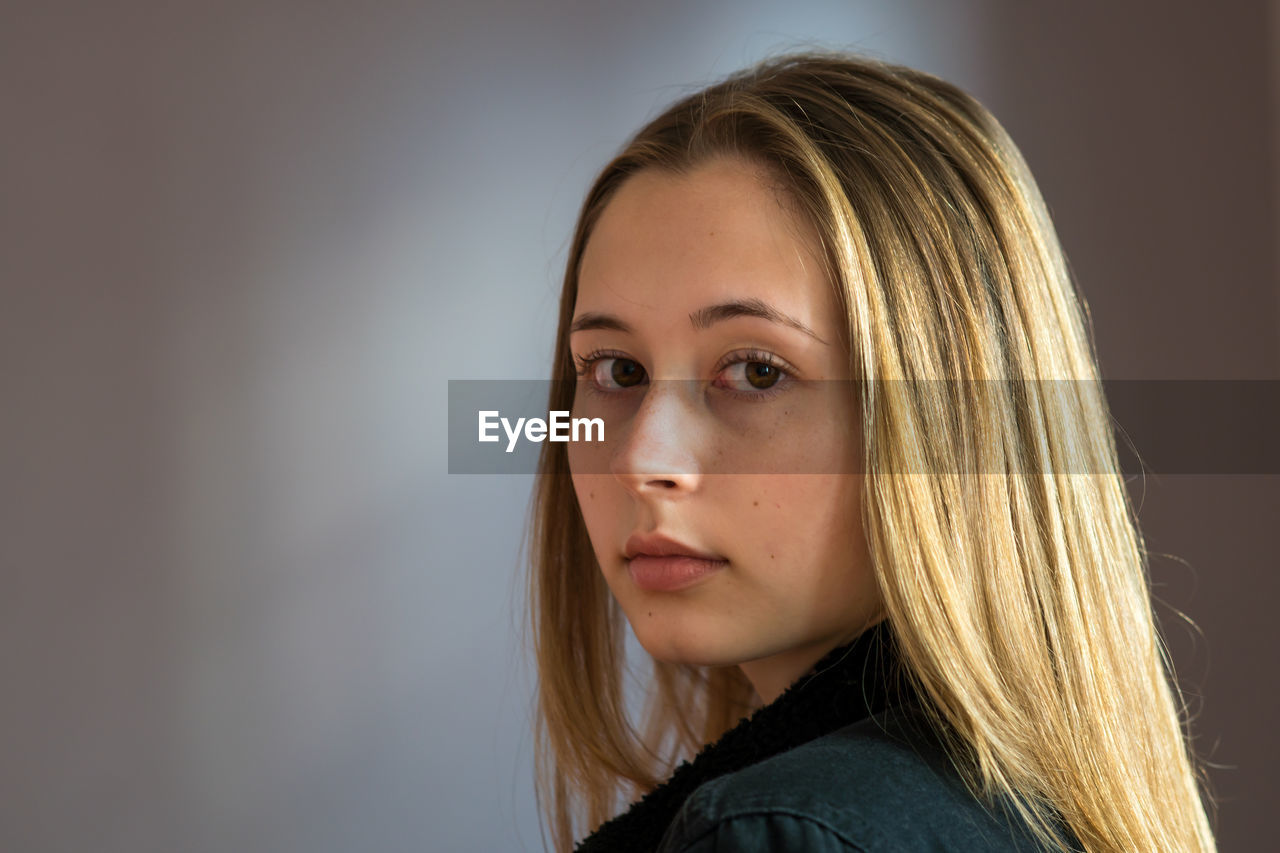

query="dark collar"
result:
[574,621,905,853]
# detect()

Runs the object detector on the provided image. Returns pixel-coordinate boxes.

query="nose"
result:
[610,380,706,496]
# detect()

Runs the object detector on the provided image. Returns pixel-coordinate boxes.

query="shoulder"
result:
[656,705,1052,853]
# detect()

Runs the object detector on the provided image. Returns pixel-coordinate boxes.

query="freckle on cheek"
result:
[753,501,759,507]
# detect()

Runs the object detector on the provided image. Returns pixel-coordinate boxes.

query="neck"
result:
[738,616,886,704]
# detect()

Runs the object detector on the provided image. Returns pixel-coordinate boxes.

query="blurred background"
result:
[1,1,1276,850]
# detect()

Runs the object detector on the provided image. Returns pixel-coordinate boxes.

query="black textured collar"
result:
[574,621,904,853]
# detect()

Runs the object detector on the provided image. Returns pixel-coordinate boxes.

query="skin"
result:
[566,155,883,704]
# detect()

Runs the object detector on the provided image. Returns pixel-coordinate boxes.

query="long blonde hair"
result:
[527,52,1216,852]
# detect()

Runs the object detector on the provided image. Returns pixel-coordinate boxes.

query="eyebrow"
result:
[569,298,828,344]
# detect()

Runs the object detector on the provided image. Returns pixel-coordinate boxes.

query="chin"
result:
[626,613,743,669]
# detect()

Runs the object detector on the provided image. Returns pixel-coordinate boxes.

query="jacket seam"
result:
[668,805,876,852]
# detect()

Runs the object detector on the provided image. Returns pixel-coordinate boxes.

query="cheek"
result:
[570,472,617,554]
[735,479,801,569]
[568,426,612,514]
[719,424,860,480]
[567,390,623,476]
[744,476,864,565]
[569,472,596,516]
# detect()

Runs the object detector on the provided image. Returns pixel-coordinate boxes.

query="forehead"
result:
[576,157,834,327]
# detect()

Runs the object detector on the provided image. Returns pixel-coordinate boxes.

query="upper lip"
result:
[624,532,725,561]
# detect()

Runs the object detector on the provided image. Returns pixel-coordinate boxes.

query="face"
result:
[566,155,882,703]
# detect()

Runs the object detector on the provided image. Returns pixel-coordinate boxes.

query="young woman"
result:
[526,52,1217,852]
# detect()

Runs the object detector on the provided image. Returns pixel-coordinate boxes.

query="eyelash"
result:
[571,348,796,401]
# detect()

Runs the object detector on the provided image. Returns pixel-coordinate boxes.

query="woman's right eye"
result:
[575,353,647,390]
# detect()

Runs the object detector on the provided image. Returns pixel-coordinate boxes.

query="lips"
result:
[624,532,724,561]
[623,532,727,592]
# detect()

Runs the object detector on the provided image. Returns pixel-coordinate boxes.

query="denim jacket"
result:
[654,704,1055,852]
[575,624,1069,852]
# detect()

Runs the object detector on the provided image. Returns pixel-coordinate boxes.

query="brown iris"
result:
[610,358,645,387]
[744,362,779,389]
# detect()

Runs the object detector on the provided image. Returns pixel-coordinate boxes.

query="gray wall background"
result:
[1,1,1275,850]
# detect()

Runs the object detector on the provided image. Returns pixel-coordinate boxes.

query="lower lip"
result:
[626,555,727,592]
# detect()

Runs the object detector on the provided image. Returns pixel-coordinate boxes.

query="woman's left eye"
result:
[716,358,790,394]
